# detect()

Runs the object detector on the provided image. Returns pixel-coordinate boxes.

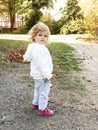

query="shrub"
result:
[60,19,84,34]
[83,11,98,39]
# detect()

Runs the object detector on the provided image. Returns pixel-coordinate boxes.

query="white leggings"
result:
[32,78,50,110]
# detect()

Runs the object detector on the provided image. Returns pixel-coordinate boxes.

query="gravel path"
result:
[0,35,98,130]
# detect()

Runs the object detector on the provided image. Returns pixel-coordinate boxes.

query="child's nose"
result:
[42,36,45,39]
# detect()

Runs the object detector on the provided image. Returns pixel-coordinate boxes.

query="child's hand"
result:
[50,74,56,80]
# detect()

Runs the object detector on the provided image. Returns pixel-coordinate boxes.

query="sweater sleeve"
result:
[23,44,32,62]
[32,45,53,80]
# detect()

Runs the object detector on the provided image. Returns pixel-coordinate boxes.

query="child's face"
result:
[34,31,48,44]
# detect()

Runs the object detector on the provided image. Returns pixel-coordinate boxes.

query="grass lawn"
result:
[0,39,86,95]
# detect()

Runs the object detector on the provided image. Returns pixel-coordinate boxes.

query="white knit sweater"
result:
[23,43,53,80]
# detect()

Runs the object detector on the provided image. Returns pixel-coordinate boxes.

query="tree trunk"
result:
[10,13,15,32]
[9,0,16,32]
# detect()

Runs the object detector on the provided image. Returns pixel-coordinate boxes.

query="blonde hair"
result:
[28,22,50,43]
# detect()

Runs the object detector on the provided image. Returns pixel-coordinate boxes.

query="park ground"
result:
[0,34,98,130]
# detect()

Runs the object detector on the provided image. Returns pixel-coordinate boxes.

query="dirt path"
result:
[0,35,98,130]
[55,35,98,110]
[64,36,98,103]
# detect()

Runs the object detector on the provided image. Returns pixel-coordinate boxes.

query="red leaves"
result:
[6,50,29,63]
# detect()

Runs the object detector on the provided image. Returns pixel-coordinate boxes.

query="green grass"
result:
[48,42,81,72]
[0,39,29,52]
[47,42,85,92]
[0,39,85,94]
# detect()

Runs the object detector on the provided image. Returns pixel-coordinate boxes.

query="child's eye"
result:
[38,34,42,36]
[44,35,47,37]
[38,34,47,37]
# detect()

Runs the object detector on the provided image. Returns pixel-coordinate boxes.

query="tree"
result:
[0,0,56,32]
[60,0,84,34]
[40,13,60,34]
[24,0,56,31]
[0,0,24,32]
[80,0,98,38]
[32,0,55,9]
[65,0,83,21]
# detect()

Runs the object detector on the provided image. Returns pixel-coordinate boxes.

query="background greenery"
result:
[0,0,98,39]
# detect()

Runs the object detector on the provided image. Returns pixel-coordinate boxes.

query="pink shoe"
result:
[38,107,54,116]
[32,104,38,110]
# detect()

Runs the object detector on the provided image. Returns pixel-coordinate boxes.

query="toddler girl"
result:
[23,22,56,116]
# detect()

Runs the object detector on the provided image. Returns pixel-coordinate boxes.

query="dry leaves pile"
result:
[6,50,29,63]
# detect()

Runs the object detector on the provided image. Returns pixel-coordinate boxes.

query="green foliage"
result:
[60,0,84,34]
[20,0,56,32]
[32,0,54,9]
[0,0,24,31]
[0,0,55,33]
[24,0,56,31]
[40,13,61,34]
[61,0,83,21]
[13,25,27,34]
[83,7,98,39]
[60,19,84,34]
[25,9,43,31]
[51,20,61,34]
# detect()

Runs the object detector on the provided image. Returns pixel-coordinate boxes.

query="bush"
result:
[40,13,61,34]
[83,9,98,39]
[13,25,27,34]
[60,19,84,34]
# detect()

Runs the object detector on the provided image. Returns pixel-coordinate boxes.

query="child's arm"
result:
[23,44,32,62]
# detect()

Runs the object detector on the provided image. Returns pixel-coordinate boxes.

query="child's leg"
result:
[32,80,39,106]
[38,79,50,110]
